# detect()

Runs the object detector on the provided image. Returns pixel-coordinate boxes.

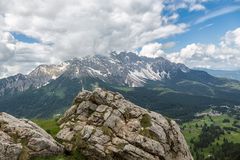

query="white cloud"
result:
[165,0,209,12]
[0,0,189,78]
[139,41,176,58]
[139,42,165,58]
[0,43,13,62]
[0,32,15,61]
[195,6,240,24]
[0,30,59,78]
[221,27,240,48]
[199,23,213,30]
[0,65,9,78]
[189,4,205,12]
[167,27,240,70]
[162,41,176,49]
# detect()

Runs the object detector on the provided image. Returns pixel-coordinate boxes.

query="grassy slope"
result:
[32,119,85,160]
[32,119,60,137]
[181,114,240,159]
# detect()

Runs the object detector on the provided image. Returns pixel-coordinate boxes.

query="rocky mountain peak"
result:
[29,62,69,79]
[111,51,142,64]
[0,51,191,96]
[57,88,193,160]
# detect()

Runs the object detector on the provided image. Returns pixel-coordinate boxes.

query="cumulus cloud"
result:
[0,43,13,61]
[0,65,8,78]
[0,0,187,56]
[189,4,205,11]
[139,42,165,58]
[0,32,15,61]
[0,30,59,77]
[221,27,240,48]
[0,0,189,78]
[165,0,209,12]
[167,27,240,70]
[139,41,176,58]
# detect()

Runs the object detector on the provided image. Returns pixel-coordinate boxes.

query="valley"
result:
[181,105,240,160]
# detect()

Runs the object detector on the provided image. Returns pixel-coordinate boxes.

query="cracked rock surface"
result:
[57,88,193,160]
[0,112,63,160]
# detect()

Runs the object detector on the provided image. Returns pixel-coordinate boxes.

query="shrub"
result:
[222,119,230,123]
[140,128,159,141]
[140,114,152,128]
[101,126,113,137]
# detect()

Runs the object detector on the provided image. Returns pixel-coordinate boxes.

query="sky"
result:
[0,0,240,78]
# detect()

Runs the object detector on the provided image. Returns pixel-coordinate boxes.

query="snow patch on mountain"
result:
[131,65,161,80]
[125,64,171,87]
[87,67,103,76]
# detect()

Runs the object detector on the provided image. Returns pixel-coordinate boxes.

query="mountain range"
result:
[1,52,240,121]
[195,68,240,81]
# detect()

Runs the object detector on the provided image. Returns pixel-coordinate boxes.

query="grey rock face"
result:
[0,112,63,160]
[0,63,68,97]
[0,131,22,160]
[57,88,193,160]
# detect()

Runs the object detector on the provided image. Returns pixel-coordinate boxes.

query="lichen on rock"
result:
[57,88,193,160]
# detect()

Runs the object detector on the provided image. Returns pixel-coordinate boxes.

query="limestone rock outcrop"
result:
[57,88,193,160]
[0,112,63,160]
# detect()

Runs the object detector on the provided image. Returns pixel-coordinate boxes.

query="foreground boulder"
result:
[0,112,63,160]
[57,88,193,160]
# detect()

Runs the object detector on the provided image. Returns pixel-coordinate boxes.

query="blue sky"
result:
[11,32,40,44]
[161,0,240,52]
